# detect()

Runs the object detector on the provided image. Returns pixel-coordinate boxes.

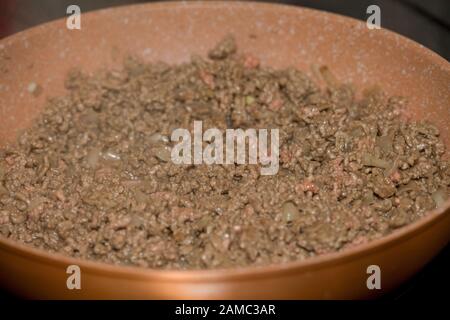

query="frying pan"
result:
[0,1,449,299]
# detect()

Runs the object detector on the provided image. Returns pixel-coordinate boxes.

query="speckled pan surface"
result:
[0,1,449,299]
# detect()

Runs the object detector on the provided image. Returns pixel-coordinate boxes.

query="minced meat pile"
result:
[0,36,449,269]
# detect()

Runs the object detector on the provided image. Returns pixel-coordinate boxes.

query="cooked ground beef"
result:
[0,36,448,269]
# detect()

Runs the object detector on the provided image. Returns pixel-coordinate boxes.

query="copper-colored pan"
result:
[0,1,449,299]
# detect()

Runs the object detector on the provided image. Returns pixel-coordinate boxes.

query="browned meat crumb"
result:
[0,36,448,269]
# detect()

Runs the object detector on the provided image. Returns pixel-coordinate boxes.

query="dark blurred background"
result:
[0,0,448,300]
